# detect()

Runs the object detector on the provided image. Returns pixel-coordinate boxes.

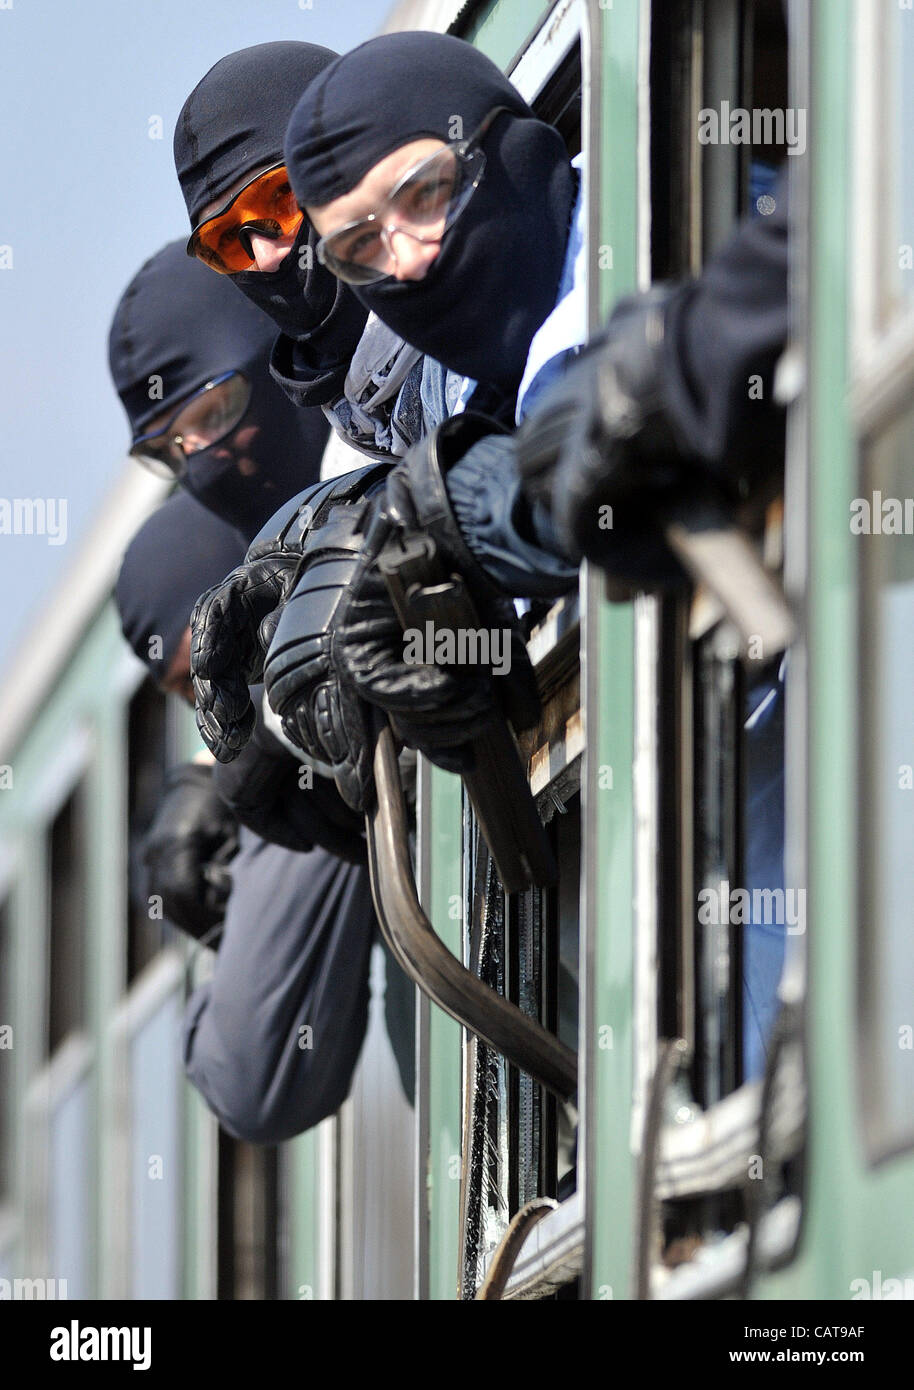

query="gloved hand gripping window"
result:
[188,416,574,1094]
[210,686,366,864]
[263,414,557,891]
[514,285,794,654]
[141,761,239,940]
[189,464,390,764]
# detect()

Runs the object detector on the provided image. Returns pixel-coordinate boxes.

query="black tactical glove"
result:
[262,489,395,812]
[211,685,366,862]
[141,762,239,939]
[516,286,694,580]
[264,415,541,809]
[190,465,389,763]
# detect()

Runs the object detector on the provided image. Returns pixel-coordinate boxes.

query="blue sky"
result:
[0,0,390,670]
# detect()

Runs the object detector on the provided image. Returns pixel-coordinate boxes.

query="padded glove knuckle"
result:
[187,467,387,765]
[259,465,392,812]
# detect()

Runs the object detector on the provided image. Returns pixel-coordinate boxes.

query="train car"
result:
[374,0,914,1302]
[0,0,911,1305]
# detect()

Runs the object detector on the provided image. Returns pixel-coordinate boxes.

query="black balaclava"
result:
[116,491,246,675]
[284,32,577,400]
[174,41,368,394]
[109,240,329,540]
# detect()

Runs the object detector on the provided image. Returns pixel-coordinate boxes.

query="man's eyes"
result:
[214,186,295,250]
[339,228,383,263]
[401,176,454,214]
[190,400,228,431]
[217,225,240,252]
[269,181,296,210]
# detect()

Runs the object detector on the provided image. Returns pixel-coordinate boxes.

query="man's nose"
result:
[387,228,440,282]
[249,231,296,273]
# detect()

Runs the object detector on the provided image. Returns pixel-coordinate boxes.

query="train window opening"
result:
[649,0,701,281]
[657,0,793,1115]
[644,0,801,1292]
[552,790,580,1198]
[515,25,583,677]
[515,30,583,655]
[507,792,580,1213]
[715,0,789,1104]
[47,784,88,1056]
[506,885,545,1213]
[740,0,790,216]
[126,677,170,984]
[530,40,582,158]
[459,783,580,1296]
[691,625,746,1108]
[460,832,510,1296]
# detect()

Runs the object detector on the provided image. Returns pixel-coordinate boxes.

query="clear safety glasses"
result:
[315,106,509,285]
[186,163,303,274]
[129,371,252,478]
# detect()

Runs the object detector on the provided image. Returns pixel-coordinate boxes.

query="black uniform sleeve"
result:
[445,433,579,597]
[661,179,789,471]
[181,829,375,1143]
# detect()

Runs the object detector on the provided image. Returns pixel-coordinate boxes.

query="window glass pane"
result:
[49,1069,91,1297]
[126,679,168,983]
[129,988,182,1297]
[860,404,914,1156]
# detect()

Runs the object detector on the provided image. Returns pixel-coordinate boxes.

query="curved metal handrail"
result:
[475,1198,558,1300]
[366,724,578,1102]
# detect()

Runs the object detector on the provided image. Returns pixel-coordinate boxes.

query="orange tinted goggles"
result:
[186,162,303,274]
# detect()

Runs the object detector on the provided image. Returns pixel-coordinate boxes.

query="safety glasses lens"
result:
[318,145,485,285]
[130,373,252,476]
[188,167,302,274]
[130,445,180,479]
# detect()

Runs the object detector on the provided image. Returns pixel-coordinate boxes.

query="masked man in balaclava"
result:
[110,245,416,1111]
[175,40,461,461]
[274,34,789,1080]
[188,33,581,811]
[116,490,414,1138]
[187,30,789,1049]
[109,239,329,541]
